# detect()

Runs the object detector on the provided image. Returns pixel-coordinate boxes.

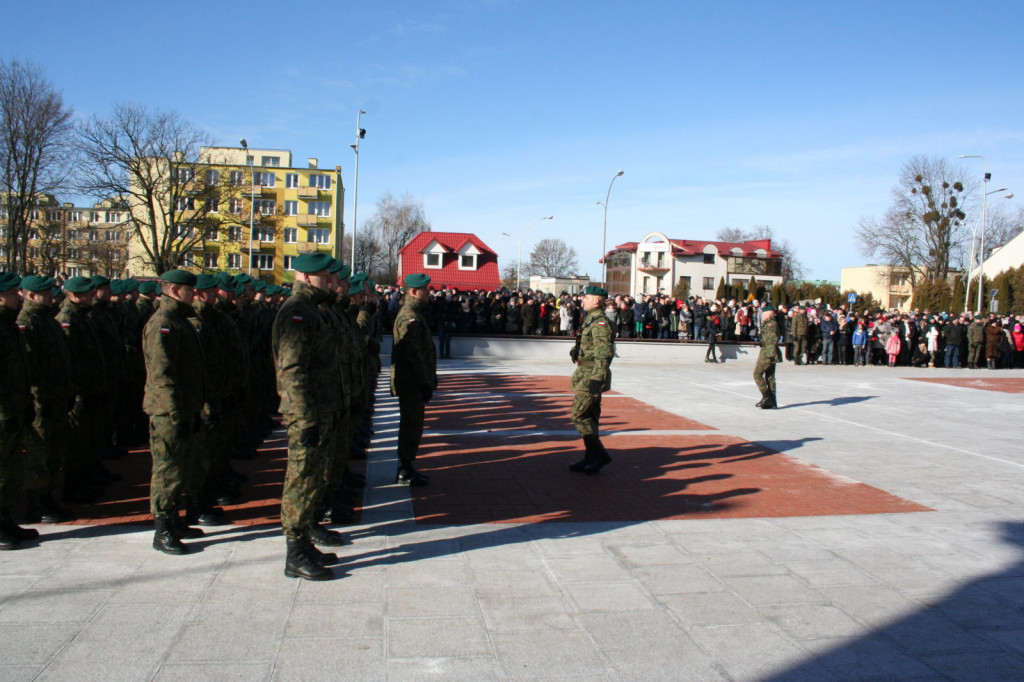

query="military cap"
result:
[762,304,776,312]
[195,273,219,290]
[91,274,111,288]
[403,273,430,289]
[349,279,365,295]
[215,273,236,290]
[366,279,376,292]
[235,273,252,285]
[123,278,139,293]
[974,314,983,320]
[349,272,367,285]
[138,281,159,295]
[328,260,351,279]
[252,279,268,292]
[265,284,282,296]
[292,252,333,274]
[64,276,95,293]
[582,285,608,297]
[0,272,22,292]
[20,274,54,292]
[160,269,198,286]
[109,280,126,295]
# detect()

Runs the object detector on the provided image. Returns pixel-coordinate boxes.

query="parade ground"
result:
[2,350,1024,681]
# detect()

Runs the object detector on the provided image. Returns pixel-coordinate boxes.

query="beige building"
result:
[970,228,1024,281]
[125,145,344,282]
[840,265,915,311]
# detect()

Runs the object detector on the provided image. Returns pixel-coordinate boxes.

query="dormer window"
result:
[422,239,446,269]
[457,242,481,270]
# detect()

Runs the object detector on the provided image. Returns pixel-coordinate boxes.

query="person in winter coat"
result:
[885,329,902,367]
[984,320,1003,370]
[852,323,868,366]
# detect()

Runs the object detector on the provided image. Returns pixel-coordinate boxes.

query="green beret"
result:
[0,272,22,292]
[328,260,351,279]
[231,280,246,295]
[252,279,268,292]
[195,274,218,290]
[365,280,376,292]
[20,275,54,292]
[64,276,95,293]
[215,273,236,291]
[159,269,198,286]
[403,273,430,289]
[122,278,139,293]
[265,284,282,296]
[235,273,252,285]
[349,279,364,295]
[762,304,776,312]
[91,275,111,288]
[974,314,983,320]
[349,273,367,285]
[109,280,126,295]
[582,285,608,297]
[292,252,333,274]
[138,281,158,295]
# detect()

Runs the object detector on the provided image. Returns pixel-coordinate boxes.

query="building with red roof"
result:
[604,231,784,297]
[397,231,501,291]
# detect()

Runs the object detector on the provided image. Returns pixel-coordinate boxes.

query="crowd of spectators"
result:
[368,285,1024,370]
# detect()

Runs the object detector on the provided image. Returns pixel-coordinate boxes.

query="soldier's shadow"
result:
[782,395,879,409]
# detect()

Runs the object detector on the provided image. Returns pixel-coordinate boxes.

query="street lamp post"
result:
[349,110,366,270]
[241,139,255,275]
[958,155,992,313]
[600,170,624,288]
[517,216,553,292]
[963,187,1012,313]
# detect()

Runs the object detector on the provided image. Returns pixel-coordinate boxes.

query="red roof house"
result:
[396,231,501,291]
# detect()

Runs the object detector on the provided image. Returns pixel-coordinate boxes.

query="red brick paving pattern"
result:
[410,373,930,524]
[906,377,1024,394]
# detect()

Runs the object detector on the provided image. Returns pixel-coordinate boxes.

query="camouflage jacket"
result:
[56,298,109,399]
[570,307,614,393]
[142,295,205,418]
[791,312,808,338]
[272,281,342,418]
[191,299,233,406]
[758,317,781,364]
[0,306,31,422]
[390,297,436,397]
[17,299,73,406]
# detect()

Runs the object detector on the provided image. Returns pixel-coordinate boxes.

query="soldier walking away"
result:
[390,273,437,487]
[754,305,781,409]
[272,253,342,581]
[142,270,206,555]
[568,285,615,474]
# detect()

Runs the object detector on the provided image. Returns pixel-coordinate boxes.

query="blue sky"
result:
[3,0,1022,281]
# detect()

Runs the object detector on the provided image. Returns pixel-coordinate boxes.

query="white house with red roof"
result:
[604,231,784,297]
[397,231,501,291]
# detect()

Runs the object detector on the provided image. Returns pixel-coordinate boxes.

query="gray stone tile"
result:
[284,602,383,639]
[478,596,576,632]
[759,603,871,641]
[634,564,726,595]
[0,666,45,682]
[687,623,829,681]
[0,589,114,624]
[544,555,631,583]
[36,661,158,682]
[608,542,693,567]
[564,581,657,612]
[153,662,273,681]
[386,586,478,619]
[659,591,763,626]
[721,574,830,606]
[272,637,383,681]
[0,624,79,665]
[785,558,877,588]
[490,630,607,678]
[387,617,491,658]
[386,656,502,681]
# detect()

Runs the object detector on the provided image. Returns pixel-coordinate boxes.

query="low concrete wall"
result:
[380,335,760,365]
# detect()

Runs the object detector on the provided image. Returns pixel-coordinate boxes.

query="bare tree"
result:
[0,60,74,272]
[75,103,236,275]
[500,260,519,289]
[714,225,805,281]
[982,203,1024,253]
[360,193,430,283]
[529,238,579,277]
[855,155,969,284]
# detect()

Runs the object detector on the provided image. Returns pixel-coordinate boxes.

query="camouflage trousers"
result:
[321,410,354,510]
[753,360,777,394]
[792,337,807,362]
[396,393,426,467]
[281,412,336,539]
[149,412,201,516]
[66,397,103,491]
[968,342,984,365]
[570,392,602,439]
[0,416,26,514]
[21,401,69,495]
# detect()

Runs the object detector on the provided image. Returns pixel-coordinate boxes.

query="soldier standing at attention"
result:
[0,273,39,550]
[568,285,614,474]
[967,314,985,369]
[790,305,809,365]
[17,275,74,524]
[390,273,437,487]
[142,270,205,555]
[272,253,342,581]
[754,305,780,409]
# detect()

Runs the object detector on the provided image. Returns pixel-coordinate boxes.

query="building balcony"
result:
[297,187,319,199]
[296,214,320,226]
[295,242,330,253]
[637,259,669,273]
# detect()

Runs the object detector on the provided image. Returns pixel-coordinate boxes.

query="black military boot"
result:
[305,541,338,567]
[1,515,39,542]
[395,463,429,486]
[755,390,770,408]
[0,523,21,551]
[171,512,205,539]
[308,522,346,547]
[760,390,777,409]
[570,436,598,472]
[284,536,334,580]
[343,468,366,489]
[153,515,188,555]
[583,441,613,474]
[26,494,72,524]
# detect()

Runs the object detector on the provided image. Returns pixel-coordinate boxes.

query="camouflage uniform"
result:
[790,310,808,364]
[88,299,126,455]
[754,315,780,405]
[0,304,31,527]
[142,295,205,517]
[272,281,342,539]
[967,318,985,368]
[190,298,233,511]
[570,306,614,439]
[17,299,74,509]
[390,295,436,469]
[319,293,357,506]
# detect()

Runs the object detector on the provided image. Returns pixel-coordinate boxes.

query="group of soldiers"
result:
[0,262,384,556]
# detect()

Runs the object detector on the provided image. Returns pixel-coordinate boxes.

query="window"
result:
[678,275,691,291]
[105,211,123,223]
[30,209,39,221]
[285,173,300,188]
[283,255,294,270]
[251,254,274,270]
[309,174,331,190]
[307,201,330,217]
[283,228,297,243]
[254,199,275,215]
[181,252,195,267]
[226,225,243,241]
[204,197,219,213]
[175,168,195,183]
[205,169,221,185]
[66,248,81,259]
[27,229,39,240]
[174,197,195,211]
[89,230,99,242]
[261,156,281,167]
[227,253,241,269]
[459,254,477,270]
[228,198,243,214]
[105,231,121,242]
[66,266,82,277]
[67,229,80,241]
[110,251,121,262]
[284,200,298,216]
[702,277,714,290]
[204,225,219,241]
[172,224,194,239]
[48,210,63,221]
[203,252,218,268]
[424,253,441,268]
[642,276,651,294]
[253,226,275,242]
[254,171,276,187]
[229,170,245,187]
[68,210,82,222]
[703,253,715,264]
[307,228,330,244]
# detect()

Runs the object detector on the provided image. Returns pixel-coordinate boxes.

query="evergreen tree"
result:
[715,277,727,299]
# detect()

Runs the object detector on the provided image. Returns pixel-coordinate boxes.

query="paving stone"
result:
[387,617,491,657]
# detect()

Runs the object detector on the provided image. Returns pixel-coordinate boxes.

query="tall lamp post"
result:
[599,170,624,288]
[963,187,1012,313]
[958,155,993,313]
[349,110,366,269]
[516,216,553,291]
[240,139,256,275]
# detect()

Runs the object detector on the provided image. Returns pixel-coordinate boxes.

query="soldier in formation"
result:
[753,305,780,409]
[567,285,614,474]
